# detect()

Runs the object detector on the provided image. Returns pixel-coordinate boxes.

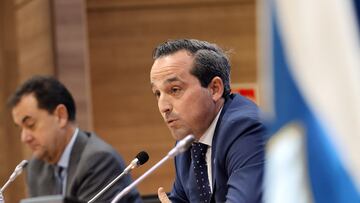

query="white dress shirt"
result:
[198,107,223,192]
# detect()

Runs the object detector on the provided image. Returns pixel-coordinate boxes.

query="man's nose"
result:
[21,129,33,143]
[158,94,172,115]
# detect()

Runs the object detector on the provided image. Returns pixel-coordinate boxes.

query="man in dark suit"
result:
[8,76,142,203]
[150,39,266,203]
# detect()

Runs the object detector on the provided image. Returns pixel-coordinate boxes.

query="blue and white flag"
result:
[260,0,360,202]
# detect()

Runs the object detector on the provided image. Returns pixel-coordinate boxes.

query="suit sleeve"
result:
[71,151,142,203]
[225,118,266,203]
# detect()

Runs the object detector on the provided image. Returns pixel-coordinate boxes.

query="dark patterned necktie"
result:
[191,142,212,203]
[53,165,64,195]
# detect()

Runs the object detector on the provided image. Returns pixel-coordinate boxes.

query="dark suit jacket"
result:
[169,94,266,203]
[26,130,142,203]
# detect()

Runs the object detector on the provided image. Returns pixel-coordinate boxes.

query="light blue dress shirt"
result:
[56,128,79,195]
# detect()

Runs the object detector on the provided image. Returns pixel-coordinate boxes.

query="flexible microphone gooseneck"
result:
[87,151,149,203]
[1,160,28,193]
[111,135,195,203]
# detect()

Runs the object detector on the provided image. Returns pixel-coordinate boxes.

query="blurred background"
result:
[0,0,259,202]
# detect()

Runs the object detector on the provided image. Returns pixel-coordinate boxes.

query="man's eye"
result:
[171,87,181,94]
[153,91,161,98]
[26,123,35,129]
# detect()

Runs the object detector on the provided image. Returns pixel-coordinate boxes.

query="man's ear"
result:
[208,76,224,102]
[54,104,69,127]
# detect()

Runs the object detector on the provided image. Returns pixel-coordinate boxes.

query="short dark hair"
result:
[153,39,231,97]
[8,75,76,121]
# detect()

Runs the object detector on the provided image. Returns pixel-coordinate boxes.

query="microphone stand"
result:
[88,151,149,203]
[87,160,137,203]
[0,181,11,194]
[111,135,194,203]
[1,160,28,194]
[88,171,128,203]
[111,155,169,203]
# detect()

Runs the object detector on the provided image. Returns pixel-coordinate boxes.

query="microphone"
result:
[123,151,149,175]
[111,135,195,203]
[1,160,28,193]
[88,151,149,203]
[167,134,196,157]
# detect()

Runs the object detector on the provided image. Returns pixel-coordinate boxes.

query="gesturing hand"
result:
[158,187,171,203]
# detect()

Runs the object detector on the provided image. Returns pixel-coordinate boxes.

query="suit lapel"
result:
[65,130,88,195]
[210,94,234,197]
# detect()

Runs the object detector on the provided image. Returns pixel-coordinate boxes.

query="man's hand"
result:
[158,187,171,203]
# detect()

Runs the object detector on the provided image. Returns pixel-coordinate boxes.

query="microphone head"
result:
[177,135,195,153]
[15,160,28,171]
[136,151,149,165]
[18,160,28,168]
[168,134,196,157]
[9,160,29,183]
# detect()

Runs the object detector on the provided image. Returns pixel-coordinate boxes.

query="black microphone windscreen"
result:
[136,151,149,165]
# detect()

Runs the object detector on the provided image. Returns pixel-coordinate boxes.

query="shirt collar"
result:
[198,107,223,147]
[57,128,79,169]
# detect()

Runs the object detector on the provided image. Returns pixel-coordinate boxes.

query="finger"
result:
[158,187,171,203]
